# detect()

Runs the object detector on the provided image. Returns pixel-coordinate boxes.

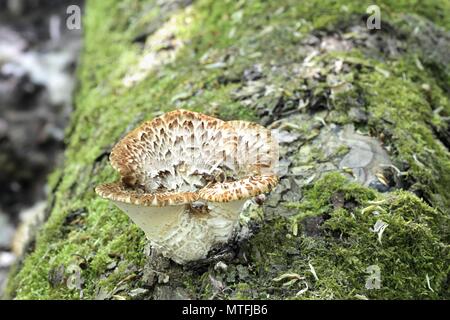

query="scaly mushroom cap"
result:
[96,109,278,206]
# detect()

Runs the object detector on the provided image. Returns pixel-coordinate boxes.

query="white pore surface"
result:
[113,199,246,264]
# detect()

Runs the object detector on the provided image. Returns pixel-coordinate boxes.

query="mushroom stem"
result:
[112,199,246,264]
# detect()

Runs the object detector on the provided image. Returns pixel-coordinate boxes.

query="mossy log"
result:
[4,0,449,299]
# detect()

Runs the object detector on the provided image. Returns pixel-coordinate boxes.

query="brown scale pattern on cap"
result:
[198,175,279,202]
[226,120,278,176]
[95,182,198,206]
[96,109,279,206]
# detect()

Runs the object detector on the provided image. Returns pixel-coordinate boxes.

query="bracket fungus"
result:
[95,109,279,264]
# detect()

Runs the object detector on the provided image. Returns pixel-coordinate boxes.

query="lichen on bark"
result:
[4,0,449,299]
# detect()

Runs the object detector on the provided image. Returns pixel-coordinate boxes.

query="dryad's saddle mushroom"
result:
[95,109,278,264]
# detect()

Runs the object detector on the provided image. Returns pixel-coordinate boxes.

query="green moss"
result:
[306,38,450,213]
[357,57,450,212]
[238,173,449,299]
[5,0,450,299]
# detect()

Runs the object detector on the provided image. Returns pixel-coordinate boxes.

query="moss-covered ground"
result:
[4,0,449,299]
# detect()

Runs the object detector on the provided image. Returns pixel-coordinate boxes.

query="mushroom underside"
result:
[95,175,277,264]
[109,197,247,264]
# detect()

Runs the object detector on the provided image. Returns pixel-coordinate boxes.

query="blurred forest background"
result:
[0,0,83,294]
